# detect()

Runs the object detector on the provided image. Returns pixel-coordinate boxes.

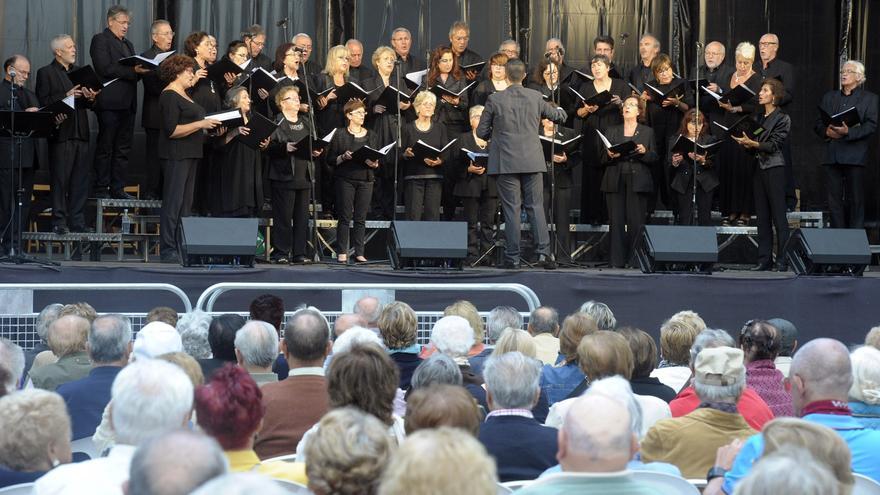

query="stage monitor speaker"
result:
[634,225,718,274]
[388,221,467,270]
[783,228,870,276]
[179,217,258,267]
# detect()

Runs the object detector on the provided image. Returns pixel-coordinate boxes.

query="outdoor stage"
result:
[1,260,877,346]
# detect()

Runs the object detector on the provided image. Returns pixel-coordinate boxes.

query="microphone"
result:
[293,46,306,53]
[7,68,15,78]
[619,33,629,46]
[276,18,289,27]
[544,51,552,59]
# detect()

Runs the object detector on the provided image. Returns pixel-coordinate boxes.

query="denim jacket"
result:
[540,361,585,406]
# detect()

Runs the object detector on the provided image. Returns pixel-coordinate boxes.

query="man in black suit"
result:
[36,35,98,234]
[545,38,576,87]
[90,5,149,200]
[243,24,273,72]
[628,34,660,92]
[345,39,375,81]
[448,21,482,81]
[390,27,425,77]
[292,33,322,77]
[140,20,174,200]
[593,35,623,80]
[699,41,733,137]
[476,59,566,269]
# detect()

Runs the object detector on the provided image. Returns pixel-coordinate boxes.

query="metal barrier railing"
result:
[0,283,192,313]
[195,282,542,313]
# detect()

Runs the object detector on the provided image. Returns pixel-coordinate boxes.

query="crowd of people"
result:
[1,7,878,268]
[1,295,880,494]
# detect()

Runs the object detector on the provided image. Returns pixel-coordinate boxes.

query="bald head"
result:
[354,296,383,327]
[128,429,227,495]
[790,338,852,414]
[759,33,779,64]
[333,313,365,339]
[48,315,90,357]
[558,394,635,472]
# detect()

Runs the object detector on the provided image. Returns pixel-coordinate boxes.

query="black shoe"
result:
[776,261,788,272]
[112,190,136,200]
[271,255,289,264]
[52,225,69,235]
[94,189,111,199]
[538,254,557,270]
[751,262,773,271]
[502,260,521,270]
[290,256,312,265]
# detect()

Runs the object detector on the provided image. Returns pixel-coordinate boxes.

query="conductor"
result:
[476,59,567,270]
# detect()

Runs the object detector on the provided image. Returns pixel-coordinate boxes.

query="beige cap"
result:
[695,346,744,386]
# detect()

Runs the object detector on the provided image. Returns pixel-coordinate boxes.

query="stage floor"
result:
[1,259,877,346]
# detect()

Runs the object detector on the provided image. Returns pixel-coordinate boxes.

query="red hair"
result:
[194,364,265,450]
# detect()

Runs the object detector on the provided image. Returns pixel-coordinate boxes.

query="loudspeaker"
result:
[634,225,718,274]
[783,228,870,276]
[179,217,259,267]
[388,221,467,270]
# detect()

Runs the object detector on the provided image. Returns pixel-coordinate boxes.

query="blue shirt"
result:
[540,362,585,406]
[850,401,880,430]
[723,413,880,493]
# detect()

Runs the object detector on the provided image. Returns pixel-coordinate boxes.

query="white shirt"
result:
[35,444,136,495]
[774,356,792,378]
[649,366,692,394]
[546,394,671,439]
[295,414,406,462]
[532,333,560,366]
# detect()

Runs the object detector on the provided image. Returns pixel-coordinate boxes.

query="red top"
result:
[670,386,775,430]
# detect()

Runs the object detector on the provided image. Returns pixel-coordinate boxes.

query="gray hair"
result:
[354,296,384,326]
[486,306,522,344]
[410,353,463,389]
[150,20,171,35]
[528,306,559,335]
[391,27,411,38]
[345,38,363,49]
[190,473,288,495]
[640,33,660,49]
[332,326,384,355]
[578,300,616,330]
[732,448,840,495]
[50,35,73,52]
[0,338,24,392]
[843,60,867,84]
[483,351,541,409]
[468,104,484,120]
[224,86,248,109]
[243,24,266,39]
[89,314,132,364]
[128,429,227,495]
[587,376,644,439]
[234,320,279,368]
[176,310,213,359]
[849,345,880,405]
[111,359,194,446]
[430,315,474,358]
[499,39,520,53]
[292,32,312,43]
[689,328,735,366]
[107,5,131,20]
[35,303,64,341]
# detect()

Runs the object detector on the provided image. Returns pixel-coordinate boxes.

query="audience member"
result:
[354,295,384,331]
[256,309,331,459]
[740,320,793,416]
[867,326,880,349]
[132,321,183,360]
[23,303,62,378]
[35,359,194,495]
[848,345,880,429]
[29,315,91,390]
[305,407,393,495]
[0,338,24,394]
[443,300,486,357]
[732,449,841,495]
[640,347,756,478]
[333,313,365,339]
[479,352,557,481]
[669,329,774,430]
[409,353,463,392]
[618,327,676,402]
[234,320,279,386]
[57,314,132,440]
[30,302,96,372]
[0,390,72,488]
[175,310,213,359]
[651,310,705,392]
[578,300,616,330]
[378,427,498,495]
[146,306,178,327]
[492,328,537,357]
[157,352,205,387]
[404,384,482,435]
[470,305,523,373]
[429,315,485,407]
[126,430,227,495]
[248,294,290,380]
[195,365,306,483]
[540,313,595,406]
[199,314,246,379]
[767,317,797,377]
[189,472,288,495]
[528,306,560,365]
[377,301,422,390]
[331,326,385,357]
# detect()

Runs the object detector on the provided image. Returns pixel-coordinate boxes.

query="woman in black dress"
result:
[669,109,719,225]
[541,119,581,261]
[326,100,380,263]
[267,86,322,264]
[601,96,658,268]
[472,52,509,107]
[157,55,221,263]
[400,91,449,221]
[216,86,268,218]
[267,43,309,117]
[427,46,470,138]
[527,58,566,105]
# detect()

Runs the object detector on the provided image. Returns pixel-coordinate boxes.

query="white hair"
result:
[689,328,736,366]
[50,34,73,52]
[111,359,193,446]
[234,320,279,368]
[430,315,474,358]
[332,326,385,355]
[733,448,840,495]
[578,300,616,330]
[190,472,289,495]
[843,60,867,84]
[35,303,64,340]
[0,338,25,392]
[586,376,644,439]
[292,33,312,43]
[176,310,213,359]
[735,41,756,61]
[849,345,880,405]
[483,351,541,409]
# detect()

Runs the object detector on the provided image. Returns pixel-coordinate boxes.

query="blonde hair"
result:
[443,300,484,344]
[849,346,880,405]
[761,418,854,494]
[0,389,71,470]
[47,315,90,357]
[158,351,206,387]
[378,301,418,350]
[371,45,396,71]
[558,313,599,363]
[865,326,880,350]
[412,90,438,116]
[59,302,97,322]
[660,310,706,365]
[324,44,351,76]
[491,328,536,358]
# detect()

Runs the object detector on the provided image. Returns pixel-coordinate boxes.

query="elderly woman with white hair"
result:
[815,59,878,229]
[430,315,486,407]
[0,389,72,487]
[849,345,880,429]
[216,86,270,217]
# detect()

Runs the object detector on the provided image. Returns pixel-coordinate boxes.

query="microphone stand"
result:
[546,59,560,264]
[299,58,323,263]
[691,42,702,227]
[393,59,403,222]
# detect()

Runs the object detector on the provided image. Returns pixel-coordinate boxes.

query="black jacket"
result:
[755,58,795,107]
[753,108,790,170]
[89,28,139,111]
[600,123,658,193]
[35,60,90,142]
[0,79,38,169]
[140,45,166,129]
[814,86,878,166]
[669,134,720,194]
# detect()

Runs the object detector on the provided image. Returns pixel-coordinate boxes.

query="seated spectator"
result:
[35,359,194,495]
[379,427,498,495]
[377,301,422,389]
[430,315,486,407]
[146,306,179,327]
[30,303,97,373]
[849,345,880,429]
[478,352,557,482]
[0,367,10,398]
[444,300,487,357]
[333,313,365,339]
[190,472,288,495]
[618,327,676,402]
[733,448,842,495]
[297,343,403,461]
[305,407,394,495]
[132,321,183,360]
[354,295,384,332]
[670,329,774,430]
[867,326,880,350]
[540,313,595,406]
[713,338,880,494]
[405,384,482,435]
[767,317,797,377]
[29,315,91,390]
[127,429,227,495]
[527,306,560,365]
[195,365,307,483]
[640,346,756,478]
[470,305,522,374]
[577,299,616,330]
[176,310,213,359]
[650,310,705,392]
[0,338,24,394]
[57,314,132,440]
[199,314,246,379]
[23,303,62,379]
[492,328,549,422]
[328,326,385,370]
[409,353,463,392]
[248,294,290,380]
[234,320,279,386]
[740,320,793,416]
[256,308,331,459]
[0,390,72,488]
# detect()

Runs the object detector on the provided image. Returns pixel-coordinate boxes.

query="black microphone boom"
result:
[276,18,289,27]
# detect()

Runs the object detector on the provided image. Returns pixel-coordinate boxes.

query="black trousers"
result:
[825,163,864,229]
[0,166,34,253]
[160,158,198,255]
[335,177,373,256]
[783,139,797,210]
[676,184,714,226]
[496,173,550,262]
[93,110,134,193]
[754,166,789,266]
[606,173,648,268]
[49,140,89,229]
[460,194,497,258]
[144,128,162,198]
[544,183,572,258]
[404,179,442,221]
[271,184,310,259]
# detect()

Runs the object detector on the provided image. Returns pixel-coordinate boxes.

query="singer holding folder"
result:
[669,110,719,226]
[401,91,449,221]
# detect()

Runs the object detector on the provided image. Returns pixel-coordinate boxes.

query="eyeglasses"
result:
[840,69,859,75]
[759,41,778,47]
[156,31,174,37]
[623,102,639,108]
[281,96,299,102]
[348,110,366,116]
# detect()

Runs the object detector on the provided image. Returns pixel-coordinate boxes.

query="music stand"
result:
[0,110,60,268]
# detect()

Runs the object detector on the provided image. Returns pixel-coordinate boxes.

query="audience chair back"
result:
[274,479,313,494]
[854,473,880,495]
[0,483,36,494]
[496,483,514,494]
